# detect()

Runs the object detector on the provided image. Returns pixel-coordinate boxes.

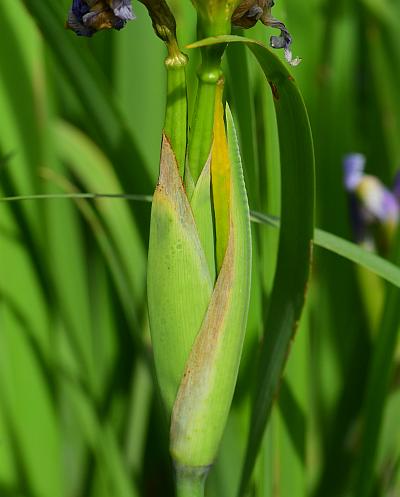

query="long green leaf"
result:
[61,377,140,497]
[20,0,153,198]
[189,34,315,494]
[251,211,400,289]
[353,227,400,497]
[55,121,148,325]
[3,191,400,290]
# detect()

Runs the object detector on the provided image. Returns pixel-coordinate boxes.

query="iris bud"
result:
[191,0,242,37]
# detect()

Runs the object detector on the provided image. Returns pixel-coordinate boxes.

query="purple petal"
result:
[343,153,365,191]
[266,17,301,66]
[67,8,96,36]
[357,176,399,223]
[72,0,90,20]
[112,0,135,21]
[381,189,399,222]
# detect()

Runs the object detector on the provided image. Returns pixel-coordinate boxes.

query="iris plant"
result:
[65,1,303,495]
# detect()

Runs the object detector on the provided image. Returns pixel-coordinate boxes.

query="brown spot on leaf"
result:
[269,81,280,100]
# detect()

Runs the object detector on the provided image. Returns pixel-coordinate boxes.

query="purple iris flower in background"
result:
[343,153,365,192]
[66,0,135,37]
[343,153,399,251]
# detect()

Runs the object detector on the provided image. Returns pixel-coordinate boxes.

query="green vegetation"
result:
[1,0,400,496]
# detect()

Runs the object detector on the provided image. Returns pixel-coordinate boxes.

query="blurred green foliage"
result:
[1,0,400,496]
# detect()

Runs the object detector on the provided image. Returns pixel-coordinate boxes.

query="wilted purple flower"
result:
[232,0,301,66]
[266,15,300,66]
[66,0,135,37]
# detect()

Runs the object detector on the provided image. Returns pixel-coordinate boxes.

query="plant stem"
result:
[138,0,188,177]
[164,41,188,178]
[186,43,225,189]
[175,467,207,497]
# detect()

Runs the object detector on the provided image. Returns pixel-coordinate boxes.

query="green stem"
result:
[186,43,225,189]
[175,467,207,497]
[138,0,188,177]
[164,43,188,178]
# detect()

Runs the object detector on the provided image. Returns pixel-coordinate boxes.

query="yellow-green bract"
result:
[147,103,251,471]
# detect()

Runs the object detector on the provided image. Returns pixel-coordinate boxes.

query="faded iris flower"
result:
[66,0,135,36]
[343,153,399,252]
[232,0,301,66]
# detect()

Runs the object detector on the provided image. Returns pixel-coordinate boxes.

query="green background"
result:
[1,0,400,496]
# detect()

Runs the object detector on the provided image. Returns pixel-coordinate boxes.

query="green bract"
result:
[147,89,252,481]
[170,105,252,468]
[191,0,241,36]
[147,136,214,415]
